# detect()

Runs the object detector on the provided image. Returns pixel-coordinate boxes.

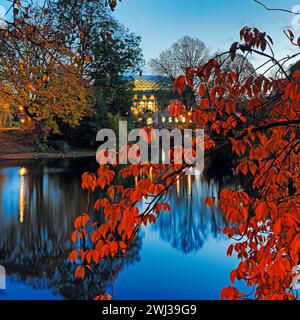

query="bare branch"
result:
[254,0,300,15]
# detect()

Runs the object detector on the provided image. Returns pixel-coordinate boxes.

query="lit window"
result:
[161,116,166,123]
[182,117,186,123]
[168,117,172,123]
[147,117,153,125]
[139,101,145,109]
[148,101,154,111]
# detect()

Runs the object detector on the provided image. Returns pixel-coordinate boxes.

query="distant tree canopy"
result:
[149,36,210,81]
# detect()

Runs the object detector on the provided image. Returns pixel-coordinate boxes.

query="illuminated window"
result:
[168,117,172,123]
[147,101,154,111]
[161,116,166,123]
[147,117,153,125]
[181,117,186,123]
[139,101,145,109]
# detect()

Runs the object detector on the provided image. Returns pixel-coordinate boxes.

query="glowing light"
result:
[175,118,179,123]
[149,167,153,180]
[188,175,192,197]
[20,118,25,124]
[133,109,139,116]
[19,167,27,224]
[176,175,180,196]
[181,117,186,123]
[19,167,28,176]
[146,117,153,125]
[161,116,166,123]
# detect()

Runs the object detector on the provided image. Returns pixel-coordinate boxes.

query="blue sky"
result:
[113,0,300,72]
[0,0,299,72]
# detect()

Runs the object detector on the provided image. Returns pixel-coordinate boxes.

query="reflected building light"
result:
[149,166,153,181]
[19,167,27,224]
[188,175,192,197]
[19,167,28,176]
[176,175,180,196]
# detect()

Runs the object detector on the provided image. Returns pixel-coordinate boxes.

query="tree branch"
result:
[254,0,300,15]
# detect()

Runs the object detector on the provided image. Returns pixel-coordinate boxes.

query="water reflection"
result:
[151,175,226,254]
[0,153,236,300]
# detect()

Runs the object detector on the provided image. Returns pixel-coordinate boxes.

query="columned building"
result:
[131,77,160,114]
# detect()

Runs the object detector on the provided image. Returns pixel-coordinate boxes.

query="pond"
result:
[0,156,247,300]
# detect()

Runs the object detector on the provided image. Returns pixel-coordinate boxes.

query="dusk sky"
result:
[0,0,299,72]
[113,0,300,73]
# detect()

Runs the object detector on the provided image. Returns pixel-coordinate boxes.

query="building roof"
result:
[133,78,160,92]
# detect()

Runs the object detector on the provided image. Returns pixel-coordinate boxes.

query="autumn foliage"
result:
[69,24,300,300]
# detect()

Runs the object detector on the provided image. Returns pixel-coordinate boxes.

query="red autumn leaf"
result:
[107,186,115,201]
[255,202,268,221]
[230,270,236,283]
[205,196,216,207]
[287,29,295,41]
[273,219,282,237]
[74,266,85,280]
[198,83,206,97]
[69,250,78,262]
[172,75,186,94]
[229,42,239,61]
[227,244,234,257]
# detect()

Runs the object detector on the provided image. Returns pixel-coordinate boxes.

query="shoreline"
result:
[0,150,95,160]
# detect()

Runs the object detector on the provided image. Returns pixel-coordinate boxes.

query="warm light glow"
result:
[188,175,192,197]
[19,167,27,224]
[181,117,186,123]
[19,167,28,176]
[146,117,153,125]
[175,118,179,123]
[168,117,172,123]
[161,116,166,123]
[133,108,139,116]
[20,118,26,124]
[149,167,153,180]
[176,175,180,196]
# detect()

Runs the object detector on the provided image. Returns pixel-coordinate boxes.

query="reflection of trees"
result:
[50,236,142,300]
[0,154,237,298]
[152,152,237,254]
[0,159,141,299]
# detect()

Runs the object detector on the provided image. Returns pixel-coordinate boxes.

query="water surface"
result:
[0,157,246,300]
